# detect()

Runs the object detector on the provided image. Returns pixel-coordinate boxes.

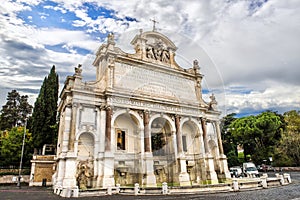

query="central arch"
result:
[181,119,202,183]
[150,115,175,185]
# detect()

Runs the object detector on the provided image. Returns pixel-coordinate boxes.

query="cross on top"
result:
[150,18,159,31]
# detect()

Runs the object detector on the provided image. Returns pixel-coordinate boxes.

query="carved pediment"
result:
[130,30,181,69]
[145,39,171,64]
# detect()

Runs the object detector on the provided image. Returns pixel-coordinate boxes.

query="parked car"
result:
[262,164,275,172]
[243,162,259,177]
[230,166,243,178]
[258,164,275,172]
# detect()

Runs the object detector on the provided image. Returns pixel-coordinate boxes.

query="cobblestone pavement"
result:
[1,172,300,200]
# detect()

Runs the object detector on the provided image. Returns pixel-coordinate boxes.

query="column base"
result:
[179,172,191,186]
[59,187,79,198]
[219,154,231,179]
[144,173,157,187]
[102,152,115,188]
[177,157,191,186]
[205,154,218,184]
[102,176,115,188]
[144,152,157,187]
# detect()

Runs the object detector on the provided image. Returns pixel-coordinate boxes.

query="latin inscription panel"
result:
[114,63,197,102]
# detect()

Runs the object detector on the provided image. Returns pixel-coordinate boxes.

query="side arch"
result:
[112,109,143,130]
[208,139,220,172]
[180,118,202,154]
[76,132,95,160]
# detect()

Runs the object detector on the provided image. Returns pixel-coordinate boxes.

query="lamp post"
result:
[17,119,27,188]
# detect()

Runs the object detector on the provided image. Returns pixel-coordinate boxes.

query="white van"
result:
[243,162,259,177]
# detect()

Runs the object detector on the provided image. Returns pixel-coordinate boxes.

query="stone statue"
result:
[76,160,93,190]
[146,47,155,59]
[193,59,200,73]
[194,59,200,69]
[161,50,170,63]
[209,93,217,111]
[134,44,141,54]
[75,64,82,76]
[107,32,115,44]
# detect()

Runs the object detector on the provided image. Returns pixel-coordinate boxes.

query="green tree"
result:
[251,111,283,162]
[220,113,239,166]
[18,95,33,125]
[0,90,32,130]
[230,111,282,164]
[275,110,300,166]
[229,115,257,162]
[30,66,59,149]
[0,126,33,167]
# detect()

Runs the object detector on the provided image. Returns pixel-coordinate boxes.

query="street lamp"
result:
[17,119,27,188]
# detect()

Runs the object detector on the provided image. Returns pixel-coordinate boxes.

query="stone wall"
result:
[0,175,30,184]
[30,155,55,186]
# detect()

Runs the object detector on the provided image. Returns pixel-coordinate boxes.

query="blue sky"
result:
[0,0,299,117]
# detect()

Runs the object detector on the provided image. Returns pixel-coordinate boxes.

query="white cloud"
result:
[224,84,300,115]
[43,5,67,14]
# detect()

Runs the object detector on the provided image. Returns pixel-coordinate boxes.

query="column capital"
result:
[105,105,112,110]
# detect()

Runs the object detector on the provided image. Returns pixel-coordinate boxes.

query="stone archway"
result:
[181,120,201,183]
[208,140,220,173]
[150,117,175,184]
[76,132,95,189]
[77,132,94,159]
[113,111,142,186]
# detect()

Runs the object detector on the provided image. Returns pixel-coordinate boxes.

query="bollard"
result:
[107,186,112,195]
[72,187,79,197]
[284,173,291,183]
[162,182,168,194]
[232,180,239,191]
[279,175,284,185]
[134,183,139,195]
[261,177,267,188]
[65,188,71,198]
[116,184,120,193]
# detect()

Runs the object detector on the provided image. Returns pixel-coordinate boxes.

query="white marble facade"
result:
[52,29,230,197]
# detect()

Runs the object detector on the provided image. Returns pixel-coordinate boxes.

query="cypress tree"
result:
[31,66,59,149]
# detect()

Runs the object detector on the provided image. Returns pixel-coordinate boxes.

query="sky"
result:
[0,0,299,117]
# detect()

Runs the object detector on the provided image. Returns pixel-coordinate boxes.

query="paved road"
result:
[1,172,300,200]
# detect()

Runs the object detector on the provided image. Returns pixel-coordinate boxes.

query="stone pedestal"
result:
[56,155,78,197]
[95,156,104,188]
[62,155,77,186]
[60,186,79,198]
[218,154,231,179]
[178,158,191,186]
[283,173,291,183]
[144,152,157,187]
[102,152,115,188]
[205,154,218,184]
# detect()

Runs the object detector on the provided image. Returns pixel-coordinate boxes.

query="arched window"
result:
[182,135,187,152]
[116,129,126,150]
